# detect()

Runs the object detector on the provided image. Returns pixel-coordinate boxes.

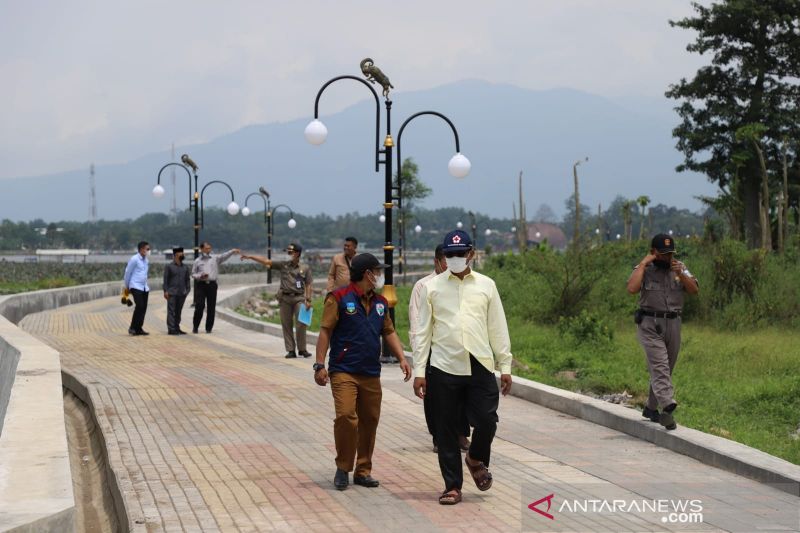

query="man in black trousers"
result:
[191,241,239,333]
[411,230,513,506]
[163,247,191,335]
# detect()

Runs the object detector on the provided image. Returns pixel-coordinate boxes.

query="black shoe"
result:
[168,330,179,335]
[353,475,380,488]
[285,351,297,359]
[177,329,187,335]
[138,330,150,336]
[298,350,312,358]
[659,403,678,430]
[642,406,660,423]
[128,328,138,336]
[192,328,199,334]
[334,468,349,490]
[205,330,212,334]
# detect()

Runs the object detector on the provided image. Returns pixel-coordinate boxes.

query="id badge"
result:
[296,280,302,290]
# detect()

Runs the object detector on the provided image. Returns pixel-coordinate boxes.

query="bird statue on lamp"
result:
[360,58,393,97]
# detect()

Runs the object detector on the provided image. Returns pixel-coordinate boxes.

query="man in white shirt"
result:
[408,244,470,453]
[123,241,151,336]
[412,229,513,506]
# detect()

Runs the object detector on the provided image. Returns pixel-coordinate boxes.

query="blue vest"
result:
[328,284,388,376]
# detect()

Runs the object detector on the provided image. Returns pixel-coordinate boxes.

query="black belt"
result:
[641,310,680,319]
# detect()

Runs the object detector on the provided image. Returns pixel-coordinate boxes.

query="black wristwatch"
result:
[313,363,325,372]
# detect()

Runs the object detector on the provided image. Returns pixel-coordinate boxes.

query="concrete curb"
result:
[217,284,800,498]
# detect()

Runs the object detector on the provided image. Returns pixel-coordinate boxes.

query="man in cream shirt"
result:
[412,229,512,506]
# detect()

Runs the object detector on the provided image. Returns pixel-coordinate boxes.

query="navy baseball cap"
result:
[651,234,676,253]
[350,253,389,276]
[442,229,473,252]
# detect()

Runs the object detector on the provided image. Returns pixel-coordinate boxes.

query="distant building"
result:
[526,223,567,250]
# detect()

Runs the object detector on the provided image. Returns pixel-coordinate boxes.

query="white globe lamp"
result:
[288,218,297,229]
[304,119,328,145]
[152,184,165,199]
[448,153,471,178]
[226,202,240,216]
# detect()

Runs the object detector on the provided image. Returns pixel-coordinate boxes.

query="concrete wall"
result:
[0,273,264,532]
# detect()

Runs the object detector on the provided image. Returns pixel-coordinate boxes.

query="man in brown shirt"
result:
[326,236,358,292]
[241,243,313,358]
[314,253,411,490]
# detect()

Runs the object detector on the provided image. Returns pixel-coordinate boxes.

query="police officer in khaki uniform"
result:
[241,243,313,358]
[627,234,699,430]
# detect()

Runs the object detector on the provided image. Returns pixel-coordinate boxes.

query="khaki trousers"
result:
[330,372,382,476]
[278,294,307,352]
[637,316,681,410]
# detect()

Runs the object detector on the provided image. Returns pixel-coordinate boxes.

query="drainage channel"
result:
[63,387,123,533]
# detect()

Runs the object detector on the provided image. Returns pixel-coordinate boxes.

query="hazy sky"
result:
[0,1,707,180]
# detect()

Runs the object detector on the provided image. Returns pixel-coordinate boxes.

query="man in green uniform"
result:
[627,234,699,430]
[241,243,313,358]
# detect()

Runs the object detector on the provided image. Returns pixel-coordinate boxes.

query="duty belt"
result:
[641,310,680,319]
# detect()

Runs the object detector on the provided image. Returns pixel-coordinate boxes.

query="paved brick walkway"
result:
[21,288,800,532]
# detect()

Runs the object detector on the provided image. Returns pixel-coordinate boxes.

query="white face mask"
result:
[448,256,469,274]
[144,250,151,257]
[371,271,385,290]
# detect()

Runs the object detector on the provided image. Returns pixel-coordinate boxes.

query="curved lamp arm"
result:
[313,75,381,172]
[199,180,237,228]
[155,162,194,207]
[244,192,269,223]
[395,111,462,209]
[270,203,295,220]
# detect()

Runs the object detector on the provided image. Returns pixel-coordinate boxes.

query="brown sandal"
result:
[439,488,462,505]
[465,456,493,491]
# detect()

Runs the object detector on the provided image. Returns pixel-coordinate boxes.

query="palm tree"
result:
[637,195,650,240]
[621,200,633,241]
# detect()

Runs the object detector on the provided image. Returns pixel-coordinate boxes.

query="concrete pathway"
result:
[21,287,800,532]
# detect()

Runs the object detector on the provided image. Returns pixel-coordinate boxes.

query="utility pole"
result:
[89,164,97,223]
[170,143,177,224]
[517,171,527,252]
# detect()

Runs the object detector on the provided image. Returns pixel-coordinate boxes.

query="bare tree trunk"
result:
[517,171,527,252]
[781,141,789,253]
[752,140,772,251]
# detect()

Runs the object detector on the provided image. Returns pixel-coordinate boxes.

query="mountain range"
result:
[0,80,717,222]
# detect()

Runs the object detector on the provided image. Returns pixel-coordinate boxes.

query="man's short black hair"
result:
[345,236,358,246]
[434,244,445,260]
[200,241,211,249]
[137,241,149,251]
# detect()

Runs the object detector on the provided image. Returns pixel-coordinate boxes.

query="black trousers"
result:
[429,356,499,492]
[193,281,218,332]
[425,357,470,443]
[166,293,188,333]
[129,288,149,332]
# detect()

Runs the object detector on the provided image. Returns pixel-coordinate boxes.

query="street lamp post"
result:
[572,157,588,246]
[306,59,470,314]
[242,189,272,283]
[153,154,200,258]
[267,203,297,279]
[468,211,477,247]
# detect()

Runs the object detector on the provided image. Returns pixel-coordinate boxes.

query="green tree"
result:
[393,157,432,264]
[637,195,651,239]
[666,0,800,249]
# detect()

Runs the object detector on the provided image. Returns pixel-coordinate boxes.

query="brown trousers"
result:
[330,372,382,476]
[278,294,307,352]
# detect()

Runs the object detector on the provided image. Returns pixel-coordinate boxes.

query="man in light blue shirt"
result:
[124,241,151,336]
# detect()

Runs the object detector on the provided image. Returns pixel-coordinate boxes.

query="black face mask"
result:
[653,259,671,269]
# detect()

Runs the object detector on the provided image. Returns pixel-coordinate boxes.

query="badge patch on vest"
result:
[345,302,357,315]
[376,302,385,316]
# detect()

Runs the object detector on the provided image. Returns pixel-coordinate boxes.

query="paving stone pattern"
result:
[20,289,800,532]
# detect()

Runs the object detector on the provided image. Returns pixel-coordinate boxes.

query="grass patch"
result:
[237,280,800,464]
